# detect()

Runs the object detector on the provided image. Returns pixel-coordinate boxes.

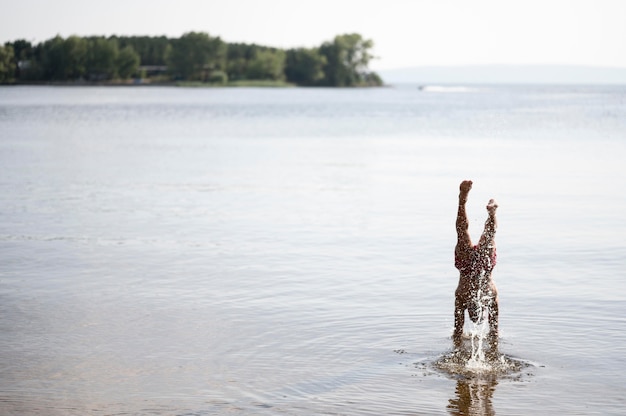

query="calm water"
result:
[1,85,625,415]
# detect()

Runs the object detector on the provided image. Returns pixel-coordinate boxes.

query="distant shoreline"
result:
[0,79,394,88]
[377,64,626,85]
[1,33,383,88]
[0,80,295,88]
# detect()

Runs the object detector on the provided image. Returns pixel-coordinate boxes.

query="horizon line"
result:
[376,63,626,71]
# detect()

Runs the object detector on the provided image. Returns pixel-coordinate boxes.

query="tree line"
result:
[0,32,383,87]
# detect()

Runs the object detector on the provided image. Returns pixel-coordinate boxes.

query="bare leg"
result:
[455,180,473,255]
[487,293,499,351]
[478,199,498,255]
[453,295,465,347]
[481,199,499,348]
[453,180,473,347]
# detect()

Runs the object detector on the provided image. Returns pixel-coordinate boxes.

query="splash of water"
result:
[466,280,492,372]
[438,268,510,376]
[433,347,526,379]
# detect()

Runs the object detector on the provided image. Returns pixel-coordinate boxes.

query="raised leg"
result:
[454,180,473,347]
[482,199,499,350]
[455,180,473,256]
[477,199,498,254]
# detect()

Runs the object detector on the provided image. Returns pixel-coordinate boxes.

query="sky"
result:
[2,0,626,71]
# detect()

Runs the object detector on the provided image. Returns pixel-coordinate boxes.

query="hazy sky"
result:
[2,0,625,70]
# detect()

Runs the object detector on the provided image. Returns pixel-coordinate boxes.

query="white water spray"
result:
[465,270,493,372]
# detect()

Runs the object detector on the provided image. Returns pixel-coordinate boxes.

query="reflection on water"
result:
[433,341,530,416]
[448,376,497,416]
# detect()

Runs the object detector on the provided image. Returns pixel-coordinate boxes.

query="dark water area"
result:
[1,85,625,414]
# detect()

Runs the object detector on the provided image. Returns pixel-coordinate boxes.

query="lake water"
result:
[1,85,625,415]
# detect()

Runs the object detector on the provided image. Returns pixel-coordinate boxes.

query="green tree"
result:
[0,44,15,82]
[115,35,170,66]
[362,71,383,87]
[38,35,88,80]
[226,43,257,80]
[39,36,62,80]
[19,42,45,80]
[116,45,140,79]
[85,37,118,80]
[7,39,33,80]
[226,56,247,80]
[9,39,32,62]
[63,36,88,79]
[319,33,381,87]
[285,47,326,86]
[245,49,286,81]
[167,32,226,81]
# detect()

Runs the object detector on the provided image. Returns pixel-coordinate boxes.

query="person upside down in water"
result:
[453,180,499,349]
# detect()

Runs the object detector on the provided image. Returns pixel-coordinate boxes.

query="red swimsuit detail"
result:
[455,245,497,273]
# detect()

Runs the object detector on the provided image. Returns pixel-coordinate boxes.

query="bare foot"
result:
[459,180,472,203]
[460,180,473,194]
[486,198,498,214]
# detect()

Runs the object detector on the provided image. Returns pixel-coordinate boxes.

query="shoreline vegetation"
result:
[2,79,298,88]
[0,32,383,87]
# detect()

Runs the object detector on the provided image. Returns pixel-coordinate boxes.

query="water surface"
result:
[1,85,625,415]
